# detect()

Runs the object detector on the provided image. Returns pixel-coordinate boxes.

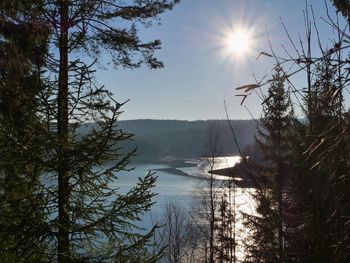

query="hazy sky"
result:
[96,0,342,120]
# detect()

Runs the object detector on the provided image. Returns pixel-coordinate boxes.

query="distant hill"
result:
[78,119,257,163]
[118,119,257,162]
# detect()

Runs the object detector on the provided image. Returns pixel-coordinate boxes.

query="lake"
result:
[115,157,256,231]
[115,162,201,228]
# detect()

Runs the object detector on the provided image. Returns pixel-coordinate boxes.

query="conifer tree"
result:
[0,0,180,262]
[331,0,350,23]
[215,191,236,263]
[244,65,295,263]
[235,3,350,261]
[0,1,50,261]
[292,52,350,262]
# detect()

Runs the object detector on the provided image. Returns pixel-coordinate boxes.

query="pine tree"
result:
[292,52,350,262]
[0,0,180,262]
[331,0,350,24]
[0,1,50,261]
[215,190,236,263]
[244,65,295,263]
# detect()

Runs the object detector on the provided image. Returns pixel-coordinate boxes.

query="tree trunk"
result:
[57,0,70,261]
[276,136,284,263]
[209,173,215,263]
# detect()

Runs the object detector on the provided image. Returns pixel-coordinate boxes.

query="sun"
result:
[224,28,254,57]
[227,30,252,54]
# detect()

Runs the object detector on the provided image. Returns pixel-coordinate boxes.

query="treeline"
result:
[80,119,256,162]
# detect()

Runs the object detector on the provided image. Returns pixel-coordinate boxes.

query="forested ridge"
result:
[80,119,257,162]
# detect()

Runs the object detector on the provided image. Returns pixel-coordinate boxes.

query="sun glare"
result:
[224,28,254,58]
[227,30,251,54]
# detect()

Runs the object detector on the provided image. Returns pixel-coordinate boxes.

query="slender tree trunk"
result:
[205,243,208,263]
[231,180,236,263]
[219,196,225,263]
[209,173,215,263]
[276,182,284,262]
[57,0,70,261]
[305,5,313,133]
[276,135,284,263]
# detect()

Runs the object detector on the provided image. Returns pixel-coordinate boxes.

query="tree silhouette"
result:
[244,65,295,263]
[0,0,180,262]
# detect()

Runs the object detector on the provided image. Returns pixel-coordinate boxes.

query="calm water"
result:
[114,163,202,227]
[114,158,256,260]
[179,156,241,179]
[114,157,255,229]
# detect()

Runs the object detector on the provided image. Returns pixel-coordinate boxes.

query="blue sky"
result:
[96,0,342,120]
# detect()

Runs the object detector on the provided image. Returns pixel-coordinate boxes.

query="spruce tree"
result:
[331,0,350,23]
[244,65,295,263]
[0,1,50,261]
[215,191,236,263]
[292,53,350,262]
[0,0,180,262]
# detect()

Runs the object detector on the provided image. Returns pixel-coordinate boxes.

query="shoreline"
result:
[154,167,193,177]
[156,166,254,188]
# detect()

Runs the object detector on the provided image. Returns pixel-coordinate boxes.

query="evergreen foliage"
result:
[241,4,350,262]
[331,0,350,22]
[215,191,236,263]
[0,1,50,261]
[244,65,295,263]
[291,53,350,262]
[0,0,180,262]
